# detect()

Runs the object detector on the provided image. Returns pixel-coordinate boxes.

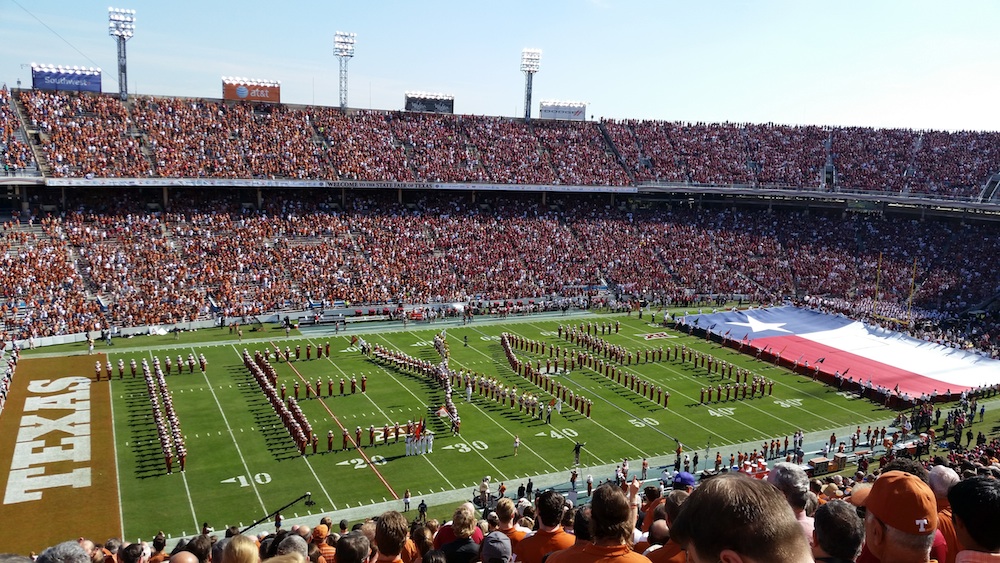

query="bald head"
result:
[168,552,198,563]
[648,520,670,546]
[297,526,311,540]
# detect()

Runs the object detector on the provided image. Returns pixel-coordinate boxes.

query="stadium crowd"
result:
[21,433,1000,563]
[2,192,999,360]
[18,89,150,178]
[1,87,36,175]
[5,90,1000,197]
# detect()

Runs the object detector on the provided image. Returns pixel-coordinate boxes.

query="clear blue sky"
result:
[2,0,998,131]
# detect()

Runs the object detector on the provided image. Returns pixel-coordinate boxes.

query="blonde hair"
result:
[224,535,260,563]
[262,554,305,563]
[451,505,477,539]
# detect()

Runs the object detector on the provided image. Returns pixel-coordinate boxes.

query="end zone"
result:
[0,355,121,553]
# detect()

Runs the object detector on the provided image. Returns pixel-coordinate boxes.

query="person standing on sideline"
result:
[514,435,520,456]
[404,489,411,512]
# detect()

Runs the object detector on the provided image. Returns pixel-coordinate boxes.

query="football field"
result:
[1,310,896,552]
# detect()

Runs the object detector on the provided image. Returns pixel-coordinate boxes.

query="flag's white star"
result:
[727,316,792,334]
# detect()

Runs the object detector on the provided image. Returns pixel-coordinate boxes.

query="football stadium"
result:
[2,3,1000,562]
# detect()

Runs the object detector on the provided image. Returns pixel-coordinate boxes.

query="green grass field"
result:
[30,310,930,540]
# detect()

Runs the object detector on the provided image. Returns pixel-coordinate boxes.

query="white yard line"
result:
[181,471,200,530]
[108,376,127,540]
[192,345,268,517]
[301,457,336,508]
[226,345,333,508]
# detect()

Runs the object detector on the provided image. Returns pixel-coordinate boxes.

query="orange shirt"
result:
[499,525,529,550]
[639,498,665,533]
[936,504,962,563]
[645,541,685,563]
[317,542,337,563]
[512,528,576,563]
[400,538,420,563]
[547,543,651,563]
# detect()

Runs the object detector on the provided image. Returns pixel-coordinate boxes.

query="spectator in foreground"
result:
[929,464,963,563]
[948,476,1000,562]
[863,470,938,563]
[433,503,484,549]
[812,500,864,563]
[440,504,479,563]
[512,490,574,563]
[375,511,409,563]
[336,534,371,563]
[495,498,530,550]
[120,544,149,563]
[149,534,169,563]
[169,551,198,563]
[478,533,512,563]
[645,490,687,563]
[767,462,815,545]
[277,536,308,561]
[310,525,336,563]
[36,542,91,563]
[547,483,648,563]
[670,473,812,563]
[224,536,260,563]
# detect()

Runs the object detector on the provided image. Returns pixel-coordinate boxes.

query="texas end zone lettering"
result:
[4,377,92,504]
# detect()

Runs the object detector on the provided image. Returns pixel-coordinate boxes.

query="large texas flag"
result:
[683,306,1000,396]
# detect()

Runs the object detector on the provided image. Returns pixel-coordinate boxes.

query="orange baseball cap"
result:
[864,471,937,535]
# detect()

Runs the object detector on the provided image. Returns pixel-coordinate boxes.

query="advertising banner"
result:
[222,78,281,103]
[31,66,101,93]
[539,101,586,121]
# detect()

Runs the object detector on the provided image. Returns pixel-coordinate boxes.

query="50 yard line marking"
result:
[462,326,653,458]
[610,329,867,428]
[515,323,773,440]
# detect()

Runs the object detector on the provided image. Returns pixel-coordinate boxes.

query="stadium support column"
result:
[162,187,168,210]
[334,31,356,112]
[108,8,136,102]
[521,49,541,121]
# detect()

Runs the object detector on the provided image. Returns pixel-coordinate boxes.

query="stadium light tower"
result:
[334,31,356,112]
[108,7,136,101]
[521,48,541,121]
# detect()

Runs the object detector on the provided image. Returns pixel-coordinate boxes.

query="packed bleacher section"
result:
[19,89,150,178]
[5,89,1000,197]
[1,87,36,175]
[1,190,998,361]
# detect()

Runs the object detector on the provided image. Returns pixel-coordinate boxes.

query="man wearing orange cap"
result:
[863,470,939,563]
[311,524,336,563]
